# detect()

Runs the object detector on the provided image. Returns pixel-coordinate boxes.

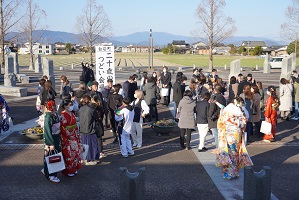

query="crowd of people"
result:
[38,61,299,183]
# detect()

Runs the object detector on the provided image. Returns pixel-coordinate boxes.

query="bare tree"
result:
[0,0,23,69]
[74,0,112,64]
[281,0,299,56]
[20,0,46,70]
[195,0,236,70]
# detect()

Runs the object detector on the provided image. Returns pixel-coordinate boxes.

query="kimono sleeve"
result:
[44,113,55,146]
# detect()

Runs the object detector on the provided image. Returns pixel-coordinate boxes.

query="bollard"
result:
[256,65,258,71]
[71,64,74,69]
[59,66,64,71]
[224,64,227,70]
[120,167,145,200]
[244,166,271,200]
[240,67,243,71]
[193,64,196,69]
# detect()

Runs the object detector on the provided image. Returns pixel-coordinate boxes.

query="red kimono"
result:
[60,111,82,175]
[264,96,277,140]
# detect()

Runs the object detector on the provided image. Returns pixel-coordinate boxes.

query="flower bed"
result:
[22,126,43,140]
[151,119,177,136]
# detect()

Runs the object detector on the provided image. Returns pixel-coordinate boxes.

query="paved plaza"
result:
[0,63,299,199]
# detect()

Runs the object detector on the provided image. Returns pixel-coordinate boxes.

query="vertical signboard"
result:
[95,45,115,88]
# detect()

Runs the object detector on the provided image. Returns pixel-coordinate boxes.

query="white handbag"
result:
[45,151,66,174]
[81,144,89,160]
[260,121,272,135]
[160,88,169,96]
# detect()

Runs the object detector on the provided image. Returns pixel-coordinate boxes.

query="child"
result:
[130,90,149,148]
[116,97,135,158]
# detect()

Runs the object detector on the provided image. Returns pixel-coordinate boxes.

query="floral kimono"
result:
[216,103,253,180]
[60,111,82,175]
[263,96,279,140]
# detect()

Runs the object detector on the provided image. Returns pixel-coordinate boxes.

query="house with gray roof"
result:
[240,41,267,49]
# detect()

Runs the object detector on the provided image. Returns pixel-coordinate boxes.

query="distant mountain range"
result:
[6,30,288,47]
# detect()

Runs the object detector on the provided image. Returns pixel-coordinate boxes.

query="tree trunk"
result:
[209,46,213,71]
[89,45,93,65]
[208,0,214,71]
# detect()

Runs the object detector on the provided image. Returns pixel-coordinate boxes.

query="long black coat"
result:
[160,72,172,88]
[173,81,184,104]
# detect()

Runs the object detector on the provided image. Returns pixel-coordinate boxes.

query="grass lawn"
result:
[17,52,296,68]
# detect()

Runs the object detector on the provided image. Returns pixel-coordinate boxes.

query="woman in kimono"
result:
[216,97,253,180]
[42,100,61,183]
[60,100,82,176]
[263,86,280,142]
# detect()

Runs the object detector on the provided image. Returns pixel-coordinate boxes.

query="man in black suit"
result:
[123,76,137,102]
[208,69,219,83]
[160,66,172,106]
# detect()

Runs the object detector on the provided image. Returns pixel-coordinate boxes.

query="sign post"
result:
[95,45,115,88]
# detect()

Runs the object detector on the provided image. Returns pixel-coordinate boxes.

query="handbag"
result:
[239,137,253,168]
[81,144,89,160]
[160,88,169,96]
[45,150,65,174]
[260,121,272,135]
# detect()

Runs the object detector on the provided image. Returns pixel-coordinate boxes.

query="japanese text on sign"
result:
[95,45,115,88]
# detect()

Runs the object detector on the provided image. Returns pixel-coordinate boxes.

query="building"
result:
[213,46,231,55]
[171,40,190,54]
[192,41,207,49]
[272,46,288,56]
[240,41,267,50]
[19,43,54,55]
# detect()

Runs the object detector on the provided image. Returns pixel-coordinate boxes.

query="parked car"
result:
[269,57,284,69]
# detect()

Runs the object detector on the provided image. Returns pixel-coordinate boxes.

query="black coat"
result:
[123,81,137,102]
[196,99,209,124]
[160,72,172,87]
[173,81,184,104]
[79,104,98,134]
[129,82,138,102]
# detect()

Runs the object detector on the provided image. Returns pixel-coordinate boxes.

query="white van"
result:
[269,57,284,69]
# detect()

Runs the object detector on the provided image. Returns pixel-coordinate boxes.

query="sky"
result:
[38,0,292,40]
